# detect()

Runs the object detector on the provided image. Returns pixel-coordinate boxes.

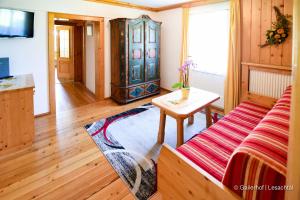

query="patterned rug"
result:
[84,103,221,200]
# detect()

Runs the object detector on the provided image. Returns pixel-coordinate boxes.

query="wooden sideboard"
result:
[0,74,35,153]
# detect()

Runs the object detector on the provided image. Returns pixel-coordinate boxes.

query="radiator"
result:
[249,70,292,99]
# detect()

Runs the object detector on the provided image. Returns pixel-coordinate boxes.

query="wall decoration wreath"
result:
[260,6,292,48]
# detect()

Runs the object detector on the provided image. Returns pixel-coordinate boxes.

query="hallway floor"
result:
[56,81,97,112]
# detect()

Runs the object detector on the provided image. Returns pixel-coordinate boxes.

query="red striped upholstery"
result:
[177,101,270,181]
[223,86,291,200]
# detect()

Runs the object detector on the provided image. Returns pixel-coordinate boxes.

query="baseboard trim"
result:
[83,85,97,99]
[160,87,172,92]
[35,112,51,118]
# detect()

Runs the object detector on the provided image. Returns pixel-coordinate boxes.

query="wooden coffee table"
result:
[152,87,220,147]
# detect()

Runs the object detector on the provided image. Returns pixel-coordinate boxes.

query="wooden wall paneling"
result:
[282,0,293,66]
[270,0,284,65]
[241,0,293,67]
[241,0,252,62]
[260,0,272,64]
[241,64,250,100]
[250,0,262,63]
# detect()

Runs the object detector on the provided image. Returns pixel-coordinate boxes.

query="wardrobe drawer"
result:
[128,85,145,99]
[145,81,160,94]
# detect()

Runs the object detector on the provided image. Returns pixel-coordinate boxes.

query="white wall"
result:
[0,0,225,115]
[190,72,225,108]
[157,9,183,92]
[0,11,48,115]
[85,23,96,94]
[156,8,225,108]
[0,0,157,115]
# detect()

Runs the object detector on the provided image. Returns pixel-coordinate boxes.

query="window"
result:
[59,29,70,58]
[188,2,230,76]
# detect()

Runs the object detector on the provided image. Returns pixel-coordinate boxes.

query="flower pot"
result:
[181,88,190,99]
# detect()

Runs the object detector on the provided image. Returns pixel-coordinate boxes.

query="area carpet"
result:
[84,103,217,200]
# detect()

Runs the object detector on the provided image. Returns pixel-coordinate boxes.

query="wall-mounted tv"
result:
[0,8,34,38]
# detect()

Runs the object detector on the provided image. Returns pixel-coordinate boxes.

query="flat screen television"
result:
[0,8,34,38]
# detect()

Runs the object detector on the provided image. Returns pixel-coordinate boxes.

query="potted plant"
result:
[172,57,196,99]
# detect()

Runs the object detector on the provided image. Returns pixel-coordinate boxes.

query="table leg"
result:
[176,118,184,147]
[206,106,212,128]
[188,115,194,125]
[157,109,166,144]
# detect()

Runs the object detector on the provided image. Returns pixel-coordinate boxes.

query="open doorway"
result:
[54,19,94,112]
[48,13,105,114]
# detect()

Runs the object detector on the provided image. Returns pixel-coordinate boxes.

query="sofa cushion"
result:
[274,85,291,108]
[177,101,270,181]
[222,86,291,200]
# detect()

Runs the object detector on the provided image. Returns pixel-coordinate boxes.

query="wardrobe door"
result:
[128,19,145,85]
[145,20,160,82]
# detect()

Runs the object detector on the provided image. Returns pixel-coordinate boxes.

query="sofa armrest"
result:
[157,144,241,200]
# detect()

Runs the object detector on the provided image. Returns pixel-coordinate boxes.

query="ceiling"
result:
[87,0,207,11]
[116,0,191,8]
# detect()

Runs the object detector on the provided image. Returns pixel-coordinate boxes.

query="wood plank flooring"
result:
[56,81,97,112]
[0,93,166,200]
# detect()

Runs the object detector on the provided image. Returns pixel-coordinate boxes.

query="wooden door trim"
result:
[48,12,105,114]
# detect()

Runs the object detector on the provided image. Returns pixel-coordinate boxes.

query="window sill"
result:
[191,68,226,77]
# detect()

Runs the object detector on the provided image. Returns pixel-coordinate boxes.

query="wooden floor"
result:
[56,81,97,112]
[0,93,166,200]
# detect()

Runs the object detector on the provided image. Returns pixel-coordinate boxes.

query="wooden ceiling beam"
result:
[154,0,228,12]
[85,0,228,12]
[85,0,156,11]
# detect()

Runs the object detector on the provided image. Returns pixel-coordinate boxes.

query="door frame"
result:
[48,12,105,114]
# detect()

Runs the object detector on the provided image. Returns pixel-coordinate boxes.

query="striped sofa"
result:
[177,86,291,200]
